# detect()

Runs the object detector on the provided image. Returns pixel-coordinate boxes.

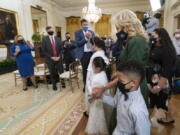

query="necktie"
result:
[51,37,57,56]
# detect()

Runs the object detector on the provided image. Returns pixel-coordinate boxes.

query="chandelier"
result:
[82,0,102,23]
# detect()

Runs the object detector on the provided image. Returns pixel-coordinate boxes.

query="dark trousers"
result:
[47,60,65,87]
[65,59,75,71]
[81,52,93,91]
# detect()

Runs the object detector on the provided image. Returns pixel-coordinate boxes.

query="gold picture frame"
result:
[0,8,19,42]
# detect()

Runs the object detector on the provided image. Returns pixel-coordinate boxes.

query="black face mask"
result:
[116,31,128,41]
[150,37,157,45]
[66,36,70,40]
[102,37,107,41]
[18,40,25,44]
[117,81,131,101]
[48,31,54,36]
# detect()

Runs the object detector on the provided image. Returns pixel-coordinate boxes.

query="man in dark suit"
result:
[62,32,76,71]
[42,26,65,90]
[75,19,95,92]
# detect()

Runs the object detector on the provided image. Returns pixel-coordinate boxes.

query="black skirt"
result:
[149,88,171,111]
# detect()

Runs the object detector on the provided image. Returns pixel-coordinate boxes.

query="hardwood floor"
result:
[78,94,180,135]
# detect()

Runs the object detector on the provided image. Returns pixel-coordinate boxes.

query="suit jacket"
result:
[75,29,95,60]
[42,36,63,63]
[62,40,76,63]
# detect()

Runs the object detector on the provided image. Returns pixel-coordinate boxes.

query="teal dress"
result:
[109,36,150,134]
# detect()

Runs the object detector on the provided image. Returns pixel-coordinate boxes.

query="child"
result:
[103,60,150,135]
[85,37,109,116]
[85,57,109,135]
[148,72,171,121]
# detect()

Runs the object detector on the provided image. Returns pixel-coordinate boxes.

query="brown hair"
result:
[80,19,88,24]
[46,26,52,31]
[14,35,24,44]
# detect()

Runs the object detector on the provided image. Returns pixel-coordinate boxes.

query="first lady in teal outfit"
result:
[92,9,150,134]
[11,35,37,90]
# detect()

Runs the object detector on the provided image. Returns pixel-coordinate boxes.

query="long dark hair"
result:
[90,36,107,56]
[154,28,176,58]
[93,57,111,80]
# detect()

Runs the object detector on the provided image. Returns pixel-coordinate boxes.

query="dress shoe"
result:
[157,118,175,124]
[53,85,58,91]
[23,87,28,91]
[83,111,89,118]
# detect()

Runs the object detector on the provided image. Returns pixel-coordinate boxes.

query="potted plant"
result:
[0,59,17,75]
[32,33,41,44]
[31,33,44,58]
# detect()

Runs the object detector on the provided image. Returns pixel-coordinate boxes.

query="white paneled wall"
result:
[164,0,180,37]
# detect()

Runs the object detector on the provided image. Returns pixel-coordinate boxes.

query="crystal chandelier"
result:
[82,0,102,23]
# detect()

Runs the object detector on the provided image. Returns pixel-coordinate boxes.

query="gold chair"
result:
[59,61,80,92]
[34,63,49,89]
[13,70,21,86]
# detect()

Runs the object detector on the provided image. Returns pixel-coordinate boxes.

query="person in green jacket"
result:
[91,9,150,134]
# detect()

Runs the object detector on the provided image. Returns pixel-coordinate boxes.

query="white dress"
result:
[85,50,109,112]
[85,71,109,135]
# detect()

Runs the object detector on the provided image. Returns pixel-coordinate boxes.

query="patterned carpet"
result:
[0,73,85,135]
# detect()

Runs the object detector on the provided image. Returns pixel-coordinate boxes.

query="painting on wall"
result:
[0,8,18,43]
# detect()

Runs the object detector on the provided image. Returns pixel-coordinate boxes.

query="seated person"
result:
[103,60,150,135]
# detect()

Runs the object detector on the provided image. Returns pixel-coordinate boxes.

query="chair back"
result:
[69,60,81,78]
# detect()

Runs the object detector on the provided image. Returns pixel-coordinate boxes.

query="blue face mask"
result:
[83,26,88,32]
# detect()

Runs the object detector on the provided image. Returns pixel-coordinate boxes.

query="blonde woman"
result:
[92,9,150,134]
[11,35,37,90]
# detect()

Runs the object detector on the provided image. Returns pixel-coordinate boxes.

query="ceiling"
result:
[52,0,149,9]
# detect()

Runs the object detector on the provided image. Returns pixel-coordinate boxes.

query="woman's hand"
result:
[14,48,20,56]
[92,86,105,99]
[92,78,118,99]
[26,40,34,49]
[152,85,161,94]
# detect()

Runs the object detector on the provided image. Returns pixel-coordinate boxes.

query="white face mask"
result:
[175,34,180,38]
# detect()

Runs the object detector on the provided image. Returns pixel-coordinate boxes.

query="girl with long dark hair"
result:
[148,28,176,124]
[85,37,109,116]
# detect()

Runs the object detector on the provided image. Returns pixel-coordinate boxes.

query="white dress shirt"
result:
[83,30,92,52]
[49,35,55,45]
[103,87,150,135]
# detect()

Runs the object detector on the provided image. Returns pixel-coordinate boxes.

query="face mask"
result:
[150,37,157,45]
[66,36,70,40]
[175,34,180,39]
[18,40,25,44]
[117,81,131,101]
[116,30,128,41]
[48,31,54,36]
[83,26,88,32]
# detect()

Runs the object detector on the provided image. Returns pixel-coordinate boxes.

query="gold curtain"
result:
[159,11,164,27]
[66,17,81,40]
[95,15,111,37]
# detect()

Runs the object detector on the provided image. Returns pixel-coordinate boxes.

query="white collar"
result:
[127,87,141,98]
